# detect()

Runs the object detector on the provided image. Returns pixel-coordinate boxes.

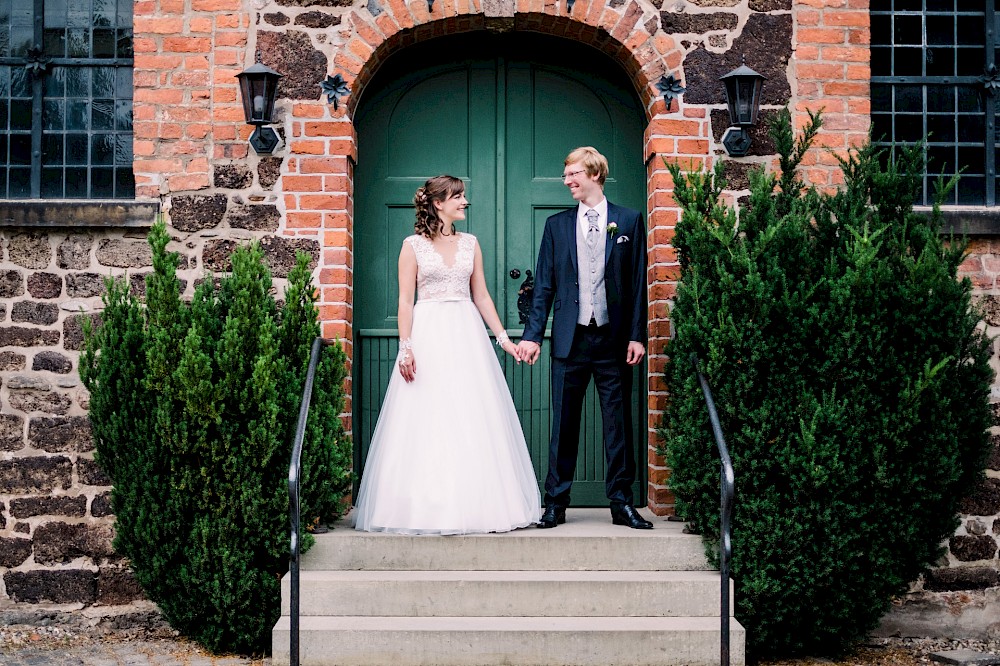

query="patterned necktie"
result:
[585,209,599,247]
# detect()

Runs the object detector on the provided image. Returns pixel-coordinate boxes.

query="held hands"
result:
[516,340,541,365]
[499,339,523,364]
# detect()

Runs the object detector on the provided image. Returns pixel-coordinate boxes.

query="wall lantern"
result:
[236,60,283,154]
[719,58,765,157]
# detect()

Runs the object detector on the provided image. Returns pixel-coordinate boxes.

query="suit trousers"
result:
[544,323,635,507]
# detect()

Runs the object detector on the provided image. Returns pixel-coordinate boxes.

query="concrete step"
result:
[303,508,710,571]
[271,615,746,666]
[281,569,732,617]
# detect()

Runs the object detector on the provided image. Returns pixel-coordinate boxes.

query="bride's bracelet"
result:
[495,331,511,347]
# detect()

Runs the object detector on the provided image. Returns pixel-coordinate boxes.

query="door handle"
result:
[509,268,521,279]
[516,269,534,325]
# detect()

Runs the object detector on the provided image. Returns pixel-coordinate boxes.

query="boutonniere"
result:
[607,221,618,237]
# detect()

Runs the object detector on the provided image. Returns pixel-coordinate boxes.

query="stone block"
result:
[258,157,282,190]
[227,204,281,231]
[11,301,60,325]
[264,12,290,25]
[28,416,93,453]
[77,458,111,487]
[950,535,999,563]
[7,375,50,390]
[66,273,107,298]
[275,0,354,9]
[91,492,113,518]
[97,567,145,605]
[57,234,94,269]
[63,313,101,351]
[257,30,328,101]
[10,495,87,518]
[0,537,32,567]
[0,269,25,297]
[169,194,228,232]
[8,233,52,269]
[96,239,152,269]
[660,11,737,34]
[749,0,790,9]
[987,433,999,471]
[295,10,340,27]
[213,164,253,189]
[0,413,24,451]
[4,569,97,604]
[960,478,1000,517]
[925,566,999,592]
[0,326,60,347]
[9,390,73,415]
[202,239,238,272]
[26,272,62,299]
[0,351,26,371]
[0,456,73,493]
[33,521,116,565]
[32,351,73,374]
[682,13,792,106]
[261,235,320,278]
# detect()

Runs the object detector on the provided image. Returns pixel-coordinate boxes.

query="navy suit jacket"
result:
[522,202,647,359]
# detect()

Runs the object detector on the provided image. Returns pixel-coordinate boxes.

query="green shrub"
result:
[81,221,351,655]
[659,110,993,658]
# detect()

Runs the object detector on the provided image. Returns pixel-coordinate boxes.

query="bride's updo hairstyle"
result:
[414,175,465,240]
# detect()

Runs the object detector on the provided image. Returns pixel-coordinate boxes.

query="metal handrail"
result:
[288,336,335,666]
[690,354,735,666]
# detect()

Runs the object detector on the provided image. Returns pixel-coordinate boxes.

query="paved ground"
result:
[0,622,998,665]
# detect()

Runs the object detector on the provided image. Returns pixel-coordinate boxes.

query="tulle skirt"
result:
[352,299,542,535]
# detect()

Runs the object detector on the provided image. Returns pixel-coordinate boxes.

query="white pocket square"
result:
[616,235,629,244]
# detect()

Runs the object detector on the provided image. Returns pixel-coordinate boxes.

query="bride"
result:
[352,175,542,535]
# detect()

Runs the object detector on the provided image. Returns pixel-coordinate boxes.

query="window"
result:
[871,1,996,206]
[0,0,133,199]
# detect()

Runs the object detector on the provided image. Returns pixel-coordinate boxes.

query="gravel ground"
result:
[1,622,998,666]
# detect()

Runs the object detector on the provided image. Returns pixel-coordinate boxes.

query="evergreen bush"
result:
[659,110,993,658]
[81,221,351,655]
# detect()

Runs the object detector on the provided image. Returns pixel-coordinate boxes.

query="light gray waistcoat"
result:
[576,221,609,326]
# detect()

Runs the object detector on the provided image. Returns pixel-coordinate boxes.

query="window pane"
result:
[116,29,132,58]
[957,15,985,46]
[10,99,30,130]
[93,28,115,57]
[65,134,87,164]
[44,67,67,98]
[93,0,114,27]
[42,134,62,165]
[92,100,113,130]
[43,28,65,56]
[956,86,983,113]
[896,0,921,11]
[872,114,892,142]
[91,134,113,165]
[871,47,892,76]
[926,0,954,10]
[66,100,88,130]
[957,47,985,75]
[926,115,956,142]
[896,85,923,113]
[895,48,923,76]
[66,68,89,98]
[957,176,986,205]
[894,15,922,45]
[41,168,63,197]
[927,16,954,45]
[42,99,64,130]
[91,168,113,197]
[957,115,985,142]
[895,115,924,142]
[926,48,953,76]
[115,168,134,197]
[928,145,956,173]
[9,168,31,197]
[927,86,955,113]
[67,28,88,57]
[65,168,87,198]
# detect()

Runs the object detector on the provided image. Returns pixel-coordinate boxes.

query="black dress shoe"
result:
[610,503,653,529]
[537,505,566,528]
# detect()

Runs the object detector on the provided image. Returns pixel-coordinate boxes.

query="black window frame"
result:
[870,0,998,208]
[0,0,136,200]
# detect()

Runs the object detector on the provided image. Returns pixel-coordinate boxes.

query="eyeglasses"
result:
[563,169,587,179]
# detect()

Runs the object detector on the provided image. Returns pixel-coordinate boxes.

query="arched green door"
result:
[354,33,646,506]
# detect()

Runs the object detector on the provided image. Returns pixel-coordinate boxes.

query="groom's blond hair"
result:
[565,147,608,186]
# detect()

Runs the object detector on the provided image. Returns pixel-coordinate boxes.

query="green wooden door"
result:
[354,34,646,506]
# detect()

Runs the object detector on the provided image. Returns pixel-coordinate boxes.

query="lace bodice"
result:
[406,233,476,302]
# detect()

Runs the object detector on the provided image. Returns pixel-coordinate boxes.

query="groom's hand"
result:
[516,340,541,365]
[626,341,645,366]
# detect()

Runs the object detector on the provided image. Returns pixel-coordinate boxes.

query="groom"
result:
[516,147,651,530]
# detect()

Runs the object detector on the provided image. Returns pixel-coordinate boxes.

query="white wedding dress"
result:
[352,232,542,535]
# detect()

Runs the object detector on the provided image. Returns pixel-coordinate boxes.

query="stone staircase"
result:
[271,507,745,666]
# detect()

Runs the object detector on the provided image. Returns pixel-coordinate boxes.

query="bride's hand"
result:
[398,350,416,382]
[501,340,521,364]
